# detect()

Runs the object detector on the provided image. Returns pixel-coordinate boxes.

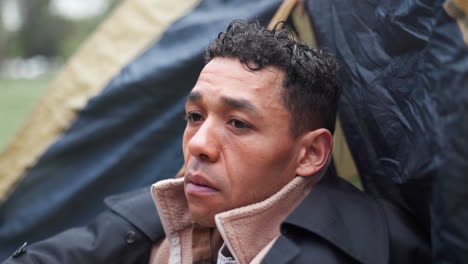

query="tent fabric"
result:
[433,91,468,263]
[444,0,468,44]
[0,0,282,259]
[0,0,202,202]
[305,0,468,261]
[434,1,468,262]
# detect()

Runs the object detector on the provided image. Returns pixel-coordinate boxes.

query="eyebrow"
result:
[222,96,259,114]
[187,91,202,102]
[186,91,260,115]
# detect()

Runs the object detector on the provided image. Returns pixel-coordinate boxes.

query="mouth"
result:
[185,172,219,195]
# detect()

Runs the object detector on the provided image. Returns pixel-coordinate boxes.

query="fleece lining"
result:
[150,175,314,264]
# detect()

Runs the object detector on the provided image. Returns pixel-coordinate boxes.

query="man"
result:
[3,20,430,264]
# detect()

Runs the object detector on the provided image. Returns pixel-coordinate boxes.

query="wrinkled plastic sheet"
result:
[306,0,468,261]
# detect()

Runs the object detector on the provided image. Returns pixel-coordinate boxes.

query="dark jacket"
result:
[2,173,430,264]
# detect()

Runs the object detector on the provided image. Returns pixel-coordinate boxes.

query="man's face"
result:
[183,58,303,227]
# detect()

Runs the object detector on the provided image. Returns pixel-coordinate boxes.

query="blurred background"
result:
[0,0,120,152]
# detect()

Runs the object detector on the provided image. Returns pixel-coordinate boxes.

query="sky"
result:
[2,0,110,31]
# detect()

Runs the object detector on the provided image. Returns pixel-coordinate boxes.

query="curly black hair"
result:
[205,20,341,136]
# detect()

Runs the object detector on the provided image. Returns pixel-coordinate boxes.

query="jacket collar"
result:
[266,172,389,264]
[105,172,390,264]
[215,176,314,264]
[151,178,191,236]
[104,187,165,243]
[151,176,315,264]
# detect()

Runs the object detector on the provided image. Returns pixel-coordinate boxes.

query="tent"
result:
[1,0,467,262]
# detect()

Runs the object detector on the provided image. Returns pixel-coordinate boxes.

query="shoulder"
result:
[375,198,431,263]
[3,187,163,264]
[263,173,430,264]
[104,186,165,242]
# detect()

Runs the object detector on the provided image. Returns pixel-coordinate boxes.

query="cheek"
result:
[234,138,293,170]
[182,128,193,163]
[224,141,276,190]
[231,142,295,187]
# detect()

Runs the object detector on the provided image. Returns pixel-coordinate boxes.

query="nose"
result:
[187,118,220,162]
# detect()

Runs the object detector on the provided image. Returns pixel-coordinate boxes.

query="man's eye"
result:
[185,112,204,122]
[229,119,251,129]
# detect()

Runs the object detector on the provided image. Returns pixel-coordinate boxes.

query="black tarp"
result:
[306,0,468,261]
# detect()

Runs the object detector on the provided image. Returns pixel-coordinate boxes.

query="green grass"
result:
[0,75,52,152]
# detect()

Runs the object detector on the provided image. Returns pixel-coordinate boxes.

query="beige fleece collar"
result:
[151,176,314,264]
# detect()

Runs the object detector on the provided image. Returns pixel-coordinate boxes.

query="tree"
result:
[0,0,6,64]
[17,0,70,58]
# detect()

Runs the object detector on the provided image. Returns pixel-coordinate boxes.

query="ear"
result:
[295,128,333,177]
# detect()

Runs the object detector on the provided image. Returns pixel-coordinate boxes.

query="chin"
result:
[186,195,224,227]
[187,201,218,227]
[191,211,216,227]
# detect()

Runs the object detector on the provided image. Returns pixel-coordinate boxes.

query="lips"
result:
[185,172,219,195]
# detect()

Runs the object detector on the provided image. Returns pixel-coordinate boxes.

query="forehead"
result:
[190,58,286,107]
